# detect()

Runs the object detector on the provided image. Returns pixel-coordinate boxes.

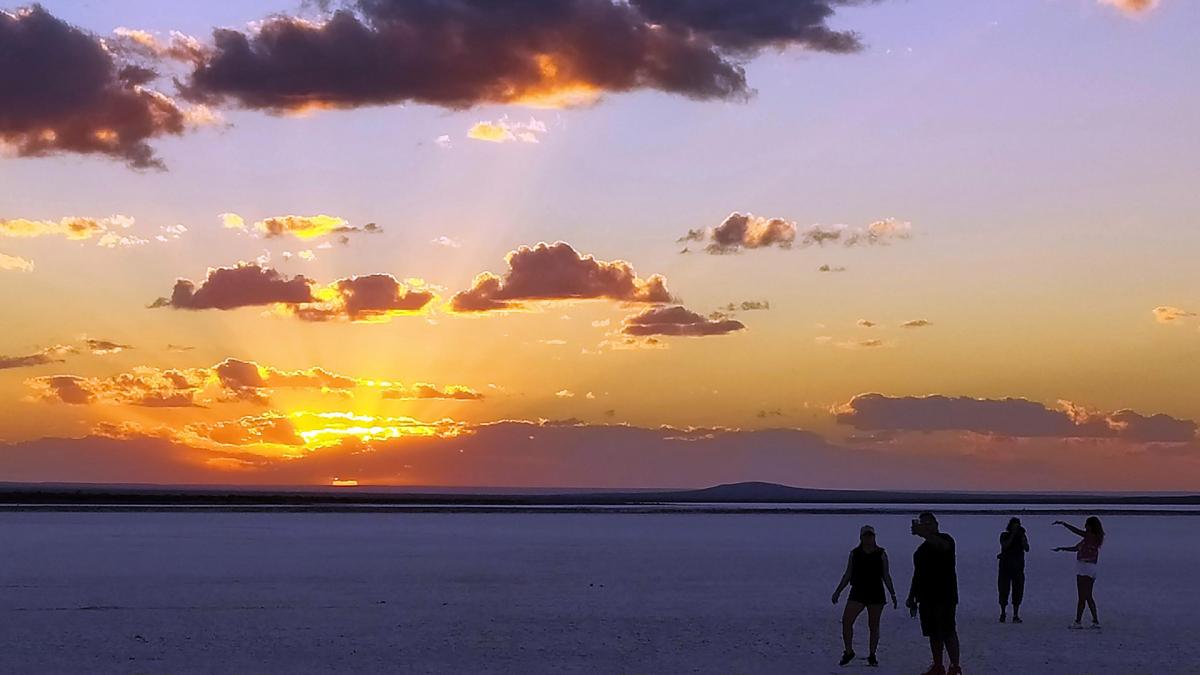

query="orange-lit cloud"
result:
[291,274,436,322]
[180,2,874,114]
[84,338,134,355]
[1153,306,1196,324]
[451,242,672,312]
[836,393,1198,442]
[381,384,484,401]
[0,344,76,370]
[0,215,134,241]
[0,6,198,168]
[152,263,317,310]
[1098,0,1159,15]
[467,117,547,144]
[622,306,746,337]
[0,252,33,272]
[5,417,1196,490]
[901,319,932,328]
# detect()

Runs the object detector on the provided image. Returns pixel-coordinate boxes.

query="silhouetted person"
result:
[1054,516,1105,628]
[998,517,1029,623]
[905,512,961,675]
[832,524,898,667]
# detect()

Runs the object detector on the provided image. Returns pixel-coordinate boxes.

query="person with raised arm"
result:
[905,513,962,675]
[1054,516,1105,629]
[832,524,898,668]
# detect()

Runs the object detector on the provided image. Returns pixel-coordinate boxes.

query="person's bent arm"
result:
[832,552,853,604]
[1021,531,1030,552]
[881,551,898,608]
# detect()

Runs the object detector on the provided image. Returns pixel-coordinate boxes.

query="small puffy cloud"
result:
[686,213,912,254]
[818,264,847,273]
[0,6,199,168]
[836,393,1197,442]
[901,319,932,328]
[380,384,484,401]
[219,213,246,230]
[291,274,436,322]
[1,215,135,242]
[431,236,461,248]
[255,214,358,240]
[451,242,672,312]
[856,319,876,328]
[1153,306,1196,324]
[434,135,452,149]
[85,338,134,355]
[166,343,195,352]
[152,263,317,310]
[1099,0,1159,15]
[555,389,576,398]
[622,305,746,337]
[0,252,33,272]
[467,117,547,144]
[0,344,75,370]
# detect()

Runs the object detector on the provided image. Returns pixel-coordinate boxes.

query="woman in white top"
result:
[1053,517,1104,628]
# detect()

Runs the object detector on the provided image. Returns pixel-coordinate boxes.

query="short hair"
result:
[918,512,937,524]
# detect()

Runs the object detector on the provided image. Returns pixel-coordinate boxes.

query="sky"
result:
[1,0,1198,490]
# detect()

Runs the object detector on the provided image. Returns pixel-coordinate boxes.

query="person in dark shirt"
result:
[905,512,961,675]
[831,524,898,668]
[998,517,1030,623]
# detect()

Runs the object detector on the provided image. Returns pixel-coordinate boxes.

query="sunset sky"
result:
[1,0,1197,489]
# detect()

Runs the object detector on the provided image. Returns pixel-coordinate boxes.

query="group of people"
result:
[831,513,1106,673]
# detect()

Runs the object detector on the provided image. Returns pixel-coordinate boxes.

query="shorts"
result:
[1076,560,1099,579]
[849,585,886,606]
[919,602,957,639]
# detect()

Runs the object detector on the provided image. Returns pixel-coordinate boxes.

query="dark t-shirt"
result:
[998,529,1028,569]
[913,533,958,604]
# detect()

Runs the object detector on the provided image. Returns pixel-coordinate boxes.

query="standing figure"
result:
[1054,516,1105,629]
[832,525,898,668]
[998,517,1030,623]
[905,512,962,675]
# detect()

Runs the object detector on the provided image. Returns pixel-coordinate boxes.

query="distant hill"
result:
[0,480,1197,508]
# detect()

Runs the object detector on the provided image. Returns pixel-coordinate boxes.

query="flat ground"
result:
[0,511,1193,674]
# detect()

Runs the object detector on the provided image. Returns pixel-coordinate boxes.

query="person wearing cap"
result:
[832,524,898,667]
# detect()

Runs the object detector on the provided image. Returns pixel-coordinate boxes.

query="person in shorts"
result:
[1054,516,1105,628]
[905,512,961,675]
[832,524,898,667]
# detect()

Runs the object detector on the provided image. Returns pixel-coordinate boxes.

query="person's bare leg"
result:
[945,631,960,667]
[1075,575,1087,623]
[1082,577,1099,623]
[842,601,865,653]
[929,637,944,667]
[867,604,883,656]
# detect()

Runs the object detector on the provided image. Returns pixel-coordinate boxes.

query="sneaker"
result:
[999,611,1006,623]
[839,650,855,666]
[947,667,963,675]
[920,665,946,675]
[1012,616,1023,624]
[1089,622,1102,630]
[1069,621,1084,630]
[867,654,878,667]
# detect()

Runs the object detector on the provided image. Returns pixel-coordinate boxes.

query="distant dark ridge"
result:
[0,481,1196,507]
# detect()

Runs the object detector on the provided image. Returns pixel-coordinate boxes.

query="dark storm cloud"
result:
[836,393,1198,443]
[152,263,317,310]
[181,0,878,112]
[0,5,190,169]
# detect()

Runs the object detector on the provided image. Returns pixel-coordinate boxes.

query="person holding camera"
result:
[906,512,961,675]
[998,517,1030,623]
[831,524,898,668]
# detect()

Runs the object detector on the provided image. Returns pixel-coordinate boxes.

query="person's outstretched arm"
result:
[832,552,853,604]
[881,551,898,608]
[1054,543,1080,553]
[1054,520,1086,537]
